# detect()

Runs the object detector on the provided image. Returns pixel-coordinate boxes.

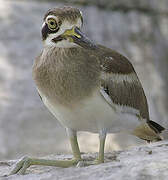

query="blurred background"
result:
[0,0,168,160]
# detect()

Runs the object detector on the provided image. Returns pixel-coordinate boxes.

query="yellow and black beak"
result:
[63,27,97,50]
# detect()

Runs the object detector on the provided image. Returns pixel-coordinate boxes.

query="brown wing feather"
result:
[97,45,149,120]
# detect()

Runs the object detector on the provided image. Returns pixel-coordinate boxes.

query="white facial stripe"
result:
[44,36,78,48]
[46,15,58,22]
[42,22,46,28]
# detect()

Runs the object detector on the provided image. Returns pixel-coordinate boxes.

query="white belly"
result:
[40,90,141,134]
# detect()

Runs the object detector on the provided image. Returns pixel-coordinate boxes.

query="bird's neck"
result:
[42,46,72,60]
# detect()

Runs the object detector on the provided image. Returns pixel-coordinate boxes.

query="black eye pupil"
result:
[50,21,54,25]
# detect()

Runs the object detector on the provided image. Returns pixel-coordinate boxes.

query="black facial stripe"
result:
[48,27,59,34]
[41,24,48,40]
[52,36,64,43]
[41,23,59,40]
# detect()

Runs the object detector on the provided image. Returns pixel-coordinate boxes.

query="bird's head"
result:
[42,7,97,49]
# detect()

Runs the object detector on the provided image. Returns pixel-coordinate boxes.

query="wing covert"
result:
[97,45,149,120]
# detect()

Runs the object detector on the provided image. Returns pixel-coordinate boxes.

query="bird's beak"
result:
[62,27,97,50]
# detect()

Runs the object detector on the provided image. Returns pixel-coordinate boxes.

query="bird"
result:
[10,6,165,175]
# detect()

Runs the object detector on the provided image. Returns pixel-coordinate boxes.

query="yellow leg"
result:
[96,130,106,164]
[77,130,107,167]
[70,137,81,160]
[97,135,106,163]
[67,128,81,160]
[9,156,79,175]
[9,129,81,175]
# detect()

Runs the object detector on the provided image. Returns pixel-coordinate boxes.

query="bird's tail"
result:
[132,120,165,142]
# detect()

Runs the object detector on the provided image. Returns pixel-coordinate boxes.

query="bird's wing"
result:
[97,45,149,120]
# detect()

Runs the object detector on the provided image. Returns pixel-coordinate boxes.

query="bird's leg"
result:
[9,129,81,175]
[9,156,79,175]
[77,129,107,167]
[66,128,82,161]
[95,129,107,164]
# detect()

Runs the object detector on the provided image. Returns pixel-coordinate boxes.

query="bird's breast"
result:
[32,48,100,106]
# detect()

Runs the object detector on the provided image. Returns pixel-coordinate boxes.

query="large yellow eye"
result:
[47,18,57,30]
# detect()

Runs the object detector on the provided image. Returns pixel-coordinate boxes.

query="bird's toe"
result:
[9,156,32,175]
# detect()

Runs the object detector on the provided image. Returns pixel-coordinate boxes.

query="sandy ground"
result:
[0,140,168,179]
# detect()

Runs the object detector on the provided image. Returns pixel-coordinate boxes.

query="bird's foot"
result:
[9,156,31,175]
[8,156,81,175]
[76,158,104,167]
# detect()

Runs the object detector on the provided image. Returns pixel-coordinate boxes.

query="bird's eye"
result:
[47,18,58,30]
